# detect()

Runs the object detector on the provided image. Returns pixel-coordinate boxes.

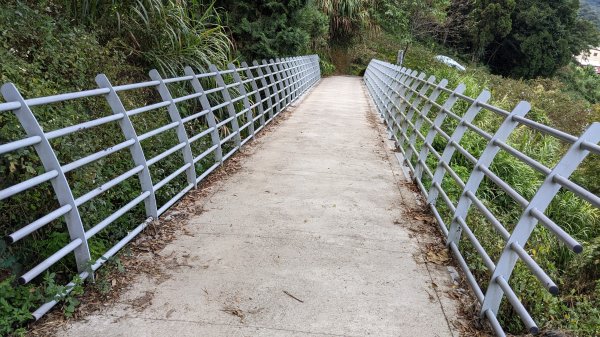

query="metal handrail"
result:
[1,55,321,320]
[364,59,600,336]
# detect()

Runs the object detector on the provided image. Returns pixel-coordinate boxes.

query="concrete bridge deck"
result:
[60,76,460,337]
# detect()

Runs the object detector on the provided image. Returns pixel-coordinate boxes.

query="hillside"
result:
[581,0,600,28]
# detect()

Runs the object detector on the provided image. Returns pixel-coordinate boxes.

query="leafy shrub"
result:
[118,0,232,76]
[215,0,327,61]
[557,63,600,104]
[55,0,232,77]
[319,59,336,76]
[0,273,83,336]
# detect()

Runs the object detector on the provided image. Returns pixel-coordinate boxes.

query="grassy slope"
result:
[580,0,600,28]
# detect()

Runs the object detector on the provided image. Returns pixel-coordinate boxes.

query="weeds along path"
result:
[57,76,464,337]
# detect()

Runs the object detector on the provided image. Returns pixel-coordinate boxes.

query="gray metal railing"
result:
[0,55,320,320]
[364,59,600,336]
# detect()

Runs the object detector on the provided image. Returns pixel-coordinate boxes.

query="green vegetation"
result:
[580,0,600,29]
[215,0,328,61]
[1,0,600,336]
[0,273,83,337]
[445,0,600,78]
[317,0,375,46]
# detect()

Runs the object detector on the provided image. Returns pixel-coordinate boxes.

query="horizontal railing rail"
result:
[364,59,600,336]
[0,55,320,320]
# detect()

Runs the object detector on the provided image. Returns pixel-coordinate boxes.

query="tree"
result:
[373,0,450,55]
[580,0,600,29]
[214,0,328,61]
[442,0,474,49]
[470,0,515,60]
[486,0,600,78]
[316,0,376,47]
[476,0,600,78]
[402,0,450,51]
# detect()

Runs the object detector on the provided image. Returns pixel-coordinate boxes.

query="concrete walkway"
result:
[60,77,458,337]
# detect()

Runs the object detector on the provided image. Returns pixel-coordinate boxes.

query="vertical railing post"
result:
[296,57,307,96]
[282,58,293,103]
[403,78,448,163]
[398,73,430,150]
[390,70,424,145]
[290,57,301,101]
[314,55,321,83]
[1,84,93,276]
[387,67,410,108]
[481,123,600,325]
[390,70,420,142]
[305,55,313,87]
[277,59,290,110]
[307,56,314,86]
[366,63,383,116]
[308,55,315,85]
[96,75,159,220]
[447,101,530,245]
[228,63,255,140]
[254,60,275,123]
[242,61,266,129]
[375,64,396,131]
[383,66,409,140]
[388,66,408,137]
[281,58,293,106]
[364,62,378,114]
[426,89,491,206]
[383,67,404,140]
[398,72,426,115]
[269,59,285,116]
[209,64,242,148]
[306,56,313,88]
[262,59,280,121]
[413,83,467,182]
[148,70,197,187]
[184,66,224,165]
[370,64,393,132]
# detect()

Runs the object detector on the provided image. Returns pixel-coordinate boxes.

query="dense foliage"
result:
[214,0,328,61]
[446,0,600,78]
[62,0,232,76]
[580,0,600,28]
[317,0,375,46]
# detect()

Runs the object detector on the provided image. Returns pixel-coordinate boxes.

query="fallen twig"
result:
[283,290,304,303]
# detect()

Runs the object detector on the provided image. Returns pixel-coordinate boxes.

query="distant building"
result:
[575,47,600,73]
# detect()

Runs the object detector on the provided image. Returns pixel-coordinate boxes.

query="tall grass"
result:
[59,0,232,76]
[122,0,232,76]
